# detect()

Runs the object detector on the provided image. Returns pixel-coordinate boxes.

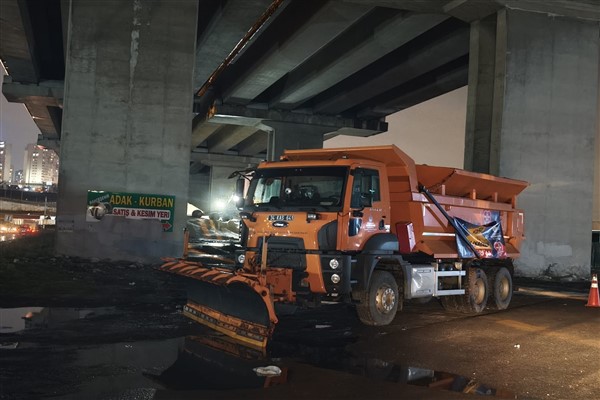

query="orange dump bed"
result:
[283,145,528,259]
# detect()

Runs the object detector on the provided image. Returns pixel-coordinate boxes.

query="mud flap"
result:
[161,258,277,349]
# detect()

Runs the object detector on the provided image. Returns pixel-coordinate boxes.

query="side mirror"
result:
[235,178,245,209]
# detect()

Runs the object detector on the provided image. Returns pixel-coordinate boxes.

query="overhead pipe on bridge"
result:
[196,0,285,99]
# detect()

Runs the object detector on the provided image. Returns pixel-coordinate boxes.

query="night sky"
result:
[0,68,39,171]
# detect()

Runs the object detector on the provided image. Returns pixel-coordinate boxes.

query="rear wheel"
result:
[356,270,400,326]
[490,267,512,310]
[442,267,488,314]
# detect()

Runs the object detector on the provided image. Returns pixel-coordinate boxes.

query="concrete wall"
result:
[56,0,197,262]
[497,9,599,277]
[594,58,600,231]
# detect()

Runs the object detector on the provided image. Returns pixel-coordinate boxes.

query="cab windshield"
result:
[245,166,347,211]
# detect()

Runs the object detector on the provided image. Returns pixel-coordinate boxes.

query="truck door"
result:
[342,167,389,250]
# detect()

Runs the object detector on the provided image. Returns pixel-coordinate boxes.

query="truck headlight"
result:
[331,274,340,284]
[237,254,246,264]
[329,258,339,269]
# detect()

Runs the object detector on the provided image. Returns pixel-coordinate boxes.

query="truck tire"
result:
[490,267,512,310]
[460,267,488,313]
[356,270,399,326]
[442,268,488,314]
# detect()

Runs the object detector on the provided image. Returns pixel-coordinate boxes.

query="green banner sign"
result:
[87,190,176,232]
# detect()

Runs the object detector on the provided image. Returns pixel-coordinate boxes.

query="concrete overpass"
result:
[1,0,599,277]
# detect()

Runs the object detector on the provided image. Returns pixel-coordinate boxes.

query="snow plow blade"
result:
[161,258,278,349]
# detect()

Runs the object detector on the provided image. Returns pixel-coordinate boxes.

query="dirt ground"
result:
[0,232,472,400]
[1,232,598,400]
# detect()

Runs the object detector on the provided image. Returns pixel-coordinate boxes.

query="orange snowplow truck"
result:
[162,145,527,348]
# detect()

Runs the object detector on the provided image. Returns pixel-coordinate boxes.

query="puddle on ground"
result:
[0,306,116,334]
[2,306,515,399]
[150,335,287,391]
[150,328,514,398]
[55,337,183,400]
[305,356,516,398]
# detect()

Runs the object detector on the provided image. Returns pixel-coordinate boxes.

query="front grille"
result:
[257,237,306,270]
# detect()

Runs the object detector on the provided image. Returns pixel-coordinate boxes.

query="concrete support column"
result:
[56,0,198,262]
[465,9,599,277]
[464,13,501,174]
[595,60,600,232]
[264,121,330,161]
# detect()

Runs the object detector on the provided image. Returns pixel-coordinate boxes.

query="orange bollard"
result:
[585,274,599,308]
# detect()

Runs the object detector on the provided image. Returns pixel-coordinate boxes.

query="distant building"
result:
[0,141,12,182]
[14,169,23,184]
[23,144,59,186]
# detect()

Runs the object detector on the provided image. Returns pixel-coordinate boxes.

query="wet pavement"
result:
[2,234,598,399]
[2,286,598,400]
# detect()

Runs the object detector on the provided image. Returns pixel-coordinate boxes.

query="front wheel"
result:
[356,270,400,326]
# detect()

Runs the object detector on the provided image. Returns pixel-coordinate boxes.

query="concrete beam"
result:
[60,0,70,61]
[208,103,388,133]
[0,0,39,83]
[339,0,443,13]
[222,1,372,104]
[37,137,61,151]
[342,0,600,21]
[194,0,274,90]
[360,57,468,116]
[323,126,389,141]
[207,125,259,153]
[207,112,272,131]
[189,161,206,174]
[499,0,600,21]
[237,130,268,155]
[443,0,502,22]
[3,79,63,141]
[269,12,448,108]
[312,21,469,114]
[190,151,262,167]
[191,118,220,148]
[2,79,63,105]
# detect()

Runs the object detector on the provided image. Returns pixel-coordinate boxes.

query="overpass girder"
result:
[207,125,260,153]
[221,0,373,104]
[309,19,469,115]
[268,12,449,109]
[237,130,268,156]
[194,0,275,90]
